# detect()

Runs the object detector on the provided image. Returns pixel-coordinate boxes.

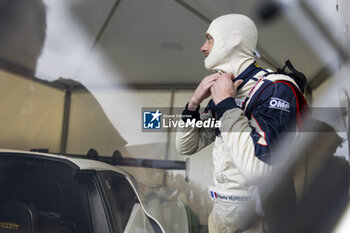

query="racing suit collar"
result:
[235,62,263,89]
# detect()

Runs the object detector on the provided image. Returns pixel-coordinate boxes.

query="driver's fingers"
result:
[204,73,220,83]
[233,79,243,89]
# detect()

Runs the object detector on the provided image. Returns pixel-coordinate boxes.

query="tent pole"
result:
[60,87,72,154]
[165,88,175,160]
[91,0,121,49]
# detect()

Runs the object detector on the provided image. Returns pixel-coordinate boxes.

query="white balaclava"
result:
[204,14,258,78]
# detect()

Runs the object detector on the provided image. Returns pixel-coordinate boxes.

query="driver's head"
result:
[201,14,257,77]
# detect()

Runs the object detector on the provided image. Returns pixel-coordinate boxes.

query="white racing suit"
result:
[176,63,305,233]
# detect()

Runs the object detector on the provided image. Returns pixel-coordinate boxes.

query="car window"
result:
[99,171,138,233]
[0,157,95,233]
[98,171,161,233]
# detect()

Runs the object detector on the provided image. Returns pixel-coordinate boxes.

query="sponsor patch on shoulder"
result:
[269,97,290,112]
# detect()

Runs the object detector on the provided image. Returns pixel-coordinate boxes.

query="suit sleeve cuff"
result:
[182,103,200,121]
[215,97,238,119]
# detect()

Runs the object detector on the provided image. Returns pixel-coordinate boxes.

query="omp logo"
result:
[0,222,20,230]
[143,109,162,129]
[269,97,290,112]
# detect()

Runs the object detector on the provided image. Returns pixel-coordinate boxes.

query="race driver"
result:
[176,14,306,233]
